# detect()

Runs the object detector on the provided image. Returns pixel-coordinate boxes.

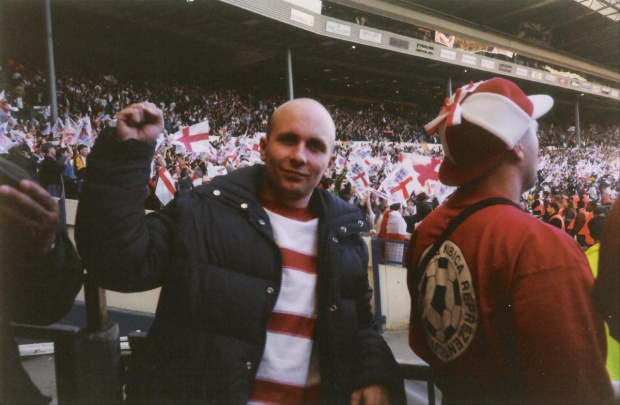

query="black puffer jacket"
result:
[76,129,405,404]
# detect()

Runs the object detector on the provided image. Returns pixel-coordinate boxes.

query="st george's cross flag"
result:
[155,167,176,206]
[381,161,416,204]
[347,159,370,192]
[399,152,456,200]
[171,120,210,153]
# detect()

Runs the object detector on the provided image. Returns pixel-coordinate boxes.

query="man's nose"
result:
[289,144,307,164]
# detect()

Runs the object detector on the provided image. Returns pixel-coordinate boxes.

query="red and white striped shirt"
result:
[249,200,320,405]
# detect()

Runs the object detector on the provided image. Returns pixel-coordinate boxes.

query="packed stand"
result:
[0,60,617,221]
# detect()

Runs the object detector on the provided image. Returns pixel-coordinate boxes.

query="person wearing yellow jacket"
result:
[586,215,620,399]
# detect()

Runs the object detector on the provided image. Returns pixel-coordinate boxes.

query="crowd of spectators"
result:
[1,59,618,216]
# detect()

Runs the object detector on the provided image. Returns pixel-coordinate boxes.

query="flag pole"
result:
[286,47,294,101]
[44,0,58,122]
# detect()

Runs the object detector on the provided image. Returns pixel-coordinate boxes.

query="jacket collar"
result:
[197,165,366,234]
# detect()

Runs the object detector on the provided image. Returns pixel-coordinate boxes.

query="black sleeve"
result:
[75,127,174,292]
[5,226,83,325]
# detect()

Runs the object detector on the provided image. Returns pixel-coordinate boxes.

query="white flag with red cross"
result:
[400,152,455,200]
[63,118,78,146]
[52,118,65,139]
[155,167,176,206]
[381,161,417,204]
[218,139,240,165]
[171,120,210,153]
[76,116,94,147]
[363,156,382,173]
[347,159,370,192]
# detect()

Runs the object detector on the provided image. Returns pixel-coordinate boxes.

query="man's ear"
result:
[259,135,268,162]
[325,153,336,176]
[508,142,525,163]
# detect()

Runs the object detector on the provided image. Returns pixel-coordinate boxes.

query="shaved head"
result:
[267,98,336,151]
[260,98,337,207]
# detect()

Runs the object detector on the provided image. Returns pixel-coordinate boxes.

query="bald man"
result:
[76,99,404,404]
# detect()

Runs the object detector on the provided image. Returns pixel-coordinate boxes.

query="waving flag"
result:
[381,162,416,204]
[333,154,347,172]
[63,118,78,145]
[76,116,94,147]
[0,131,15,153]
[347,160,370,192]
[204,142,218,162]
[9,128,27,144]
[171,120,210,153]
[435,182,455,204]
[41,122,51,136]
[155,167,176,206]
[207,165,227,181]
[363,156,383,176]
[400,152,455,200]
[52,118,65,139]
[95,114,111,122]
[400,153,440,185]
[217,139,239,165]
[0,91,19,117]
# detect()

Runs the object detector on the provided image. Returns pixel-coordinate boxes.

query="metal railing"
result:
[370,238,437,405]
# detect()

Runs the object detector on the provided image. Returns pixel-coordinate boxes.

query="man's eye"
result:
[307,142,325,152]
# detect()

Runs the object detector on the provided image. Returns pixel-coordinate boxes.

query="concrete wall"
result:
[65,199,409,330]
[364,237,411,331]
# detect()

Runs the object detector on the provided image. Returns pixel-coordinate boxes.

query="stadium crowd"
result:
[1,59,618,218]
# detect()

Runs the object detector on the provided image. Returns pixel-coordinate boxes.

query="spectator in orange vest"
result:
[547,202,564,230]
[577,201,596,247]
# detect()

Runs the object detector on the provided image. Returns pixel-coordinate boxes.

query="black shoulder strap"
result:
[415,197,522,285]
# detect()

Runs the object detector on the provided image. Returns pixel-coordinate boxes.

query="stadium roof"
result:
[382,0,620,69]
[574,0,619,22]
[1,0,618,119]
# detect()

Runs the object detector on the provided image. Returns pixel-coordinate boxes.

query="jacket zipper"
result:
[248,214,283,382]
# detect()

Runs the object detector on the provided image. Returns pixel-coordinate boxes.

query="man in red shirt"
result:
[407,77,612,404]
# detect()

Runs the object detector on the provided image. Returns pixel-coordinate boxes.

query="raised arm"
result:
[75,102,173,292]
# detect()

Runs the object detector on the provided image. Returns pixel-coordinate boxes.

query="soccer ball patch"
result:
[418,240,477,362]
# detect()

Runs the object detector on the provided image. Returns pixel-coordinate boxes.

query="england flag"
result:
[171,120,210,153]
